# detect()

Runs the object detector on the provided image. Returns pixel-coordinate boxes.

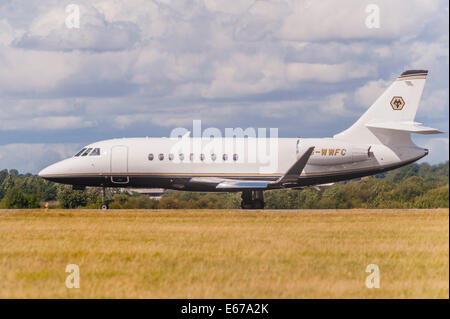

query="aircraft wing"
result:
[275,147,314,186]
[189,147,314,190]
[216,180,275,189]
[189,177,275,189]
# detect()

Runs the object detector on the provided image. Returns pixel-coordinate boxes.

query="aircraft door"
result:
[110,146,129,184]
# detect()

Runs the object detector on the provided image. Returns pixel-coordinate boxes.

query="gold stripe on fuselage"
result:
[397,75,427,81]
[39,165,376,179]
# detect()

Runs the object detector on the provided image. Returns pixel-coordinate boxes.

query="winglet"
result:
[275,147,314,185]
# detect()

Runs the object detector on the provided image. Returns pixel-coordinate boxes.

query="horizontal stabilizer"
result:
[366,122,443,135]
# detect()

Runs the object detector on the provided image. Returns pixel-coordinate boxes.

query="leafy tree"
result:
[414,185,449,208]
[9,169,19,177]
[57,187,88,209]
[0,161,448,209]
[0,169,8,185]
[0,187,29,208]
[26,194,41,208]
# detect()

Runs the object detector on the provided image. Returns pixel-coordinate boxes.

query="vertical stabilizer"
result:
[334,70,429,146]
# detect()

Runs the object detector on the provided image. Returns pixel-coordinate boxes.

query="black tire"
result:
[101,204,108,210]
[241,200,265,210]
[241,201,253,210]
[253,200,264,209]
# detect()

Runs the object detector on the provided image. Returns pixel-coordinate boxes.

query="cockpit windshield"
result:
[81,148,93,156]
[74,148,87,157]
[90,148,100,156]
[74,147,101,157]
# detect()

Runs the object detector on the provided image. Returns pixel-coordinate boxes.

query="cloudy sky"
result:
[0,0,448,173]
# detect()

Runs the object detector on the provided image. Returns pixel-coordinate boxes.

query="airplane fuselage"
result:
[38,136,427,192]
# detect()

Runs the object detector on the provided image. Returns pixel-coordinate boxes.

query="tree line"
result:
[0,162,448,209]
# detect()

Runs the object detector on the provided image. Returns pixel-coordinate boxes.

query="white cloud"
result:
[114,113,197,129]
[0,98,95,131]
[14,4,140,52]
[0,143,81,173]
[0,0,447,169]
[416,137,449,165]
[320,93,350,115]
[279,0,441,41]
[0,116,96,131]
[0,99,76,120]
[287,62,375,83]
[203,0,253,14]
[0,47,76,93]
[353,79,391,108]
[406,37,449,73]
[0,19,20,45]
[202,56,377,98]
[418,88,449,117]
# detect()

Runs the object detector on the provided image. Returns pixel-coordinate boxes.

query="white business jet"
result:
[39,70,442,209]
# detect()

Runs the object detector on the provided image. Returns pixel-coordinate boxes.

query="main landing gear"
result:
[241,190,265,209]
[101,187,108,210]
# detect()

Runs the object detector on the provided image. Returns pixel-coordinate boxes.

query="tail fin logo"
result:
[390,96,405,110]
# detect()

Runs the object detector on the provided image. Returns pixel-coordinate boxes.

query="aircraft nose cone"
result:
[38,160,68,178]
[38,165,53,178]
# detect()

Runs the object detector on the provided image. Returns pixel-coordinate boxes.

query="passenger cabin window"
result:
[233,154,238,161]
[148,153,154,161]
[211,154,217,161]
[200,154,205,161]
[81,148,92,156]
[168,153,174,161]
[74,148,87,157]
[90,148,100,156]
[223,154,228,161]
[189,153,194,161]
[179,153,184,161]
[158,153,164,161]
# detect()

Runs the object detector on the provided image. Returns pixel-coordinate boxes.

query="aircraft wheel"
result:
[253,200,265,209]
[241,201,253,210]
[241,200,265,209]
[101,204,108,210]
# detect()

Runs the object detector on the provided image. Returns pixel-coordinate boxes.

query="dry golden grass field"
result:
[0,209,448,299]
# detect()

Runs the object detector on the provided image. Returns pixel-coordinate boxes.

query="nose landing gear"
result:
[241,190,265,209]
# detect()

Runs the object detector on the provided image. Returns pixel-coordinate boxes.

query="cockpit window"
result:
[74,148,87,157]
[81,148,93,156]
[89,148,100,156]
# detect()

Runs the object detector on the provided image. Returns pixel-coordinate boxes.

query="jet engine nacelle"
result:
[300,142,371,166]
